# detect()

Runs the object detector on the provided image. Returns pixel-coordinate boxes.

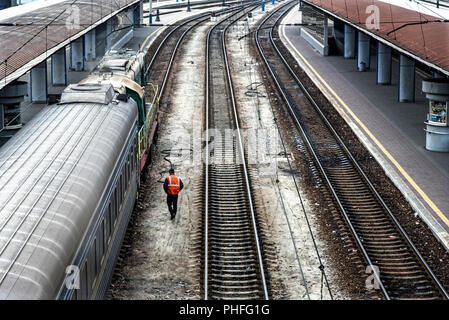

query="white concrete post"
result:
[323,14,328,56]
[139,0,144,24]
[398,54,415,102]
[51,48,67,86]
[106,19,112,51]
[31,61,47,103]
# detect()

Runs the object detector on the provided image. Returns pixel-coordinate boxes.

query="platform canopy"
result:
[303,0,449,76]
[0,0,140,90]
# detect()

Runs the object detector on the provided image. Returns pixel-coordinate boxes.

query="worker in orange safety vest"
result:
[163,168,184,220]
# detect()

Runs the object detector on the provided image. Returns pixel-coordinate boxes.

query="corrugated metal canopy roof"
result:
[0,0,140,90]
[303,0,449,76]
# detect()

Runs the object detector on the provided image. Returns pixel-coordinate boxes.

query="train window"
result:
[132,146,136,172]
[94,236,100,276]
[81,262,87,300]
[106,202,112,244]
[128,153,132,181]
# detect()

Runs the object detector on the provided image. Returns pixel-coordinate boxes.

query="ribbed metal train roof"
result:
[302,0,449,76]
[0,0,140,90]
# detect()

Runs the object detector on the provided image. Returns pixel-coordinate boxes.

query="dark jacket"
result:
[163,175,184,194]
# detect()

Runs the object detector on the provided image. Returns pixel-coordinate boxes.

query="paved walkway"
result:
[280,4,449,248]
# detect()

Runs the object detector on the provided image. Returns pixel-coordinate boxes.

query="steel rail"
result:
[146,5,249,102]
[255,1,449,299]
[144,0,256,82]
[204,4,269,300]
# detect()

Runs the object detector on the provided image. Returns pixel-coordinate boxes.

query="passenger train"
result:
[0,46,159,299]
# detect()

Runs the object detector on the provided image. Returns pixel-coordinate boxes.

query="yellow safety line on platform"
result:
[281,22,449,228]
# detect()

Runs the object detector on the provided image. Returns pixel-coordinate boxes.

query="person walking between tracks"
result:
[163,168,184,220]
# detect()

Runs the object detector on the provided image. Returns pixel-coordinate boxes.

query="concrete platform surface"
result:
[280,4,449,249]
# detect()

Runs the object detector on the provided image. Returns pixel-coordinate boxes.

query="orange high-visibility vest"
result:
[167,175,181,195]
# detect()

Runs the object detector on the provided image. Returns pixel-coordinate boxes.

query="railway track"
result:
[108,3,258,297]
[254,1,449,300]
[203,6,269,300]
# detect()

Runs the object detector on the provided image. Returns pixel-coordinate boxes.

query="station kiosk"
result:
[423,79,449,152]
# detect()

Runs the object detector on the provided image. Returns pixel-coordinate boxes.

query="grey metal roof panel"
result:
[303,0,449,76]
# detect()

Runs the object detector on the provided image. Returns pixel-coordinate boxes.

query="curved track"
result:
[255,1,449,300]
[203,6,269,300]
[108,3,256,296]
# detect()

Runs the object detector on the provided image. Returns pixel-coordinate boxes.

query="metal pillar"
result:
[70,37,84,71]
[377,42,391,84]
[398,54,415,102]
[51,48,67,86]
[357,31,370,71]
[84,30,96,62]
[343,24,355,59]
[30,61,47,103]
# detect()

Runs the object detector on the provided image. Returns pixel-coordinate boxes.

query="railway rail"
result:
[108,2,258,296]
[203,5,269,300]
[254,1,449,300]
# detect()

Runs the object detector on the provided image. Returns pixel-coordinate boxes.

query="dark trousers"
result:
[167,194,178,216]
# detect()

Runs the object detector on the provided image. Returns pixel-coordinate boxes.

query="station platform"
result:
[280,5,449,248]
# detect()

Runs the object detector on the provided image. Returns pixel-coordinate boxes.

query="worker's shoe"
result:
[170,213,176,220]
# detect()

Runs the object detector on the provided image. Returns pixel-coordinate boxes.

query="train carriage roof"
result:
[0,87,138,299]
